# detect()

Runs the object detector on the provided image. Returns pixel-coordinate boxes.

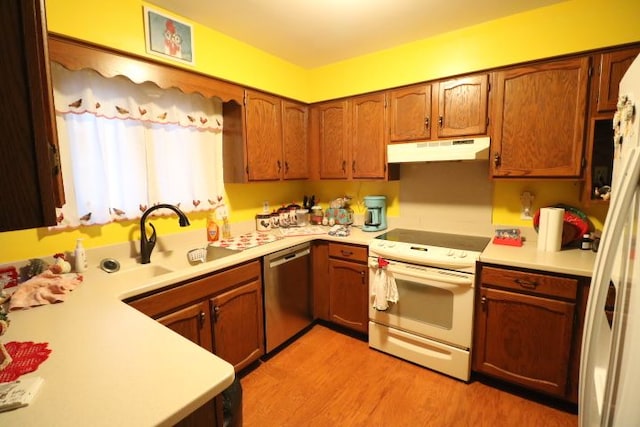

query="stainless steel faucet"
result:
[140,204,190,264]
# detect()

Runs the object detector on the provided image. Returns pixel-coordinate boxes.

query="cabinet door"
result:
[474,287,575,398]
[281,100,309,180]
[351,92,388,179]
[244,90,282,180]
[154,300,221,427]
[1,0,63,231]
[328,258,368,333]
[390,84,432,141]
[156,300,213,352]
[491,57,590,177]
[317,100,350,179]
[437,75,488,138]
[211,279,264,372]
[595,47,640,113]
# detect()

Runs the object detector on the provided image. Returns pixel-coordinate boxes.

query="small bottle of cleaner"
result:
[74,238,88,272]
[207,213,219,243]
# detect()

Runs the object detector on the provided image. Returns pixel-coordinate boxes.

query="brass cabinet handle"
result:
[284,161,289,173]
[493,153,501,168]
[277,160,282,173]
[342,160,346,173]
[212,305,220,321]
[341,250,353,257]
[438,116,443,127]
[424,117,430,130]
[199,311,206,327]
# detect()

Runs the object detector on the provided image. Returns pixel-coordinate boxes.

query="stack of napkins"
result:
[0,376,44,412]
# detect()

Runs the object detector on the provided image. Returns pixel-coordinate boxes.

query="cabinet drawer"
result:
[328,243,367,263]
[480,266,578,300]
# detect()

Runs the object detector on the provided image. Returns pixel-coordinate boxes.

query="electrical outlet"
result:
[520,191,534,220]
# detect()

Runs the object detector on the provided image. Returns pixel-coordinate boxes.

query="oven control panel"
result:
[369,239,480,272]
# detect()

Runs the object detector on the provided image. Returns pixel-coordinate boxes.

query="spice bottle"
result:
[581,233,592,250]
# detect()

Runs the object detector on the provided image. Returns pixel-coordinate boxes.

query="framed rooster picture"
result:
[143,6,194,65]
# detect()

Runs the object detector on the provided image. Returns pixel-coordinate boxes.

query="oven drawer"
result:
[329,242,367,263]
[369,322,471,381]
[480,266,578,300]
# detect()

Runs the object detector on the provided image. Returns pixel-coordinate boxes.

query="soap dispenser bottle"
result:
[74,238,88,272]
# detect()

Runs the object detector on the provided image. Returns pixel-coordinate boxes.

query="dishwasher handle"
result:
[268,247,310,268]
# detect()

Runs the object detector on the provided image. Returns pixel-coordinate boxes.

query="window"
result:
[51,63,223,227]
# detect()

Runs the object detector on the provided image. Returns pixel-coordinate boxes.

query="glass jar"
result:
[310,205,324,225]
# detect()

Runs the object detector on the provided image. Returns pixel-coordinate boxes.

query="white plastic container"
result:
[74,239,88,273]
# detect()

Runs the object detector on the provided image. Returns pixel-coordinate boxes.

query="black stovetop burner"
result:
[375,228,490,253]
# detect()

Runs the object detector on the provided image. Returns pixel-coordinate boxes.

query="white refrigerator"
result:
[579,54,640,426]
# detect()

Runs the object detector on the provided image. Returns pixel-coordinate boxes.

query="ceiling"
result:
[150,0,566,69]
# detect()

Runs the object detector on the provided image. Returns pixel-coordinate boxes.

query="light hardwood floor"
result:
[240,324,578,427]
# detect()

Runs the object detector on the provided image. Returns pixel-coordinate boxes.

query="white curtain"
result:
[51,63,223,227]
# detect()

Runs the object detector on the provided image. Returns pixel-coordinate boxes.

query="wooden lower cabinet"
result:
[473,264,587,402]
[328,243,369,333]
[211,279,264,372]
[156,300,213,352]
[127,260,262,426]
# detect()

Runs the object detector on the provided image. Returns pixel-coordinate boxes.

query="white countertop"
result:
[0,226,382,426]
[0,224,595,425]
[480,238,596,277]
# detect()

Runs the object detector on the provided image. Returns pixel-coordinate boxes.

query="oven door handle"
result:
[382,263,474,286]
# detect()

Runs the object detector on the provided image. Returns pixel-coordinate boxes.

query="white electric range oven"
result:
[368,228,490,381]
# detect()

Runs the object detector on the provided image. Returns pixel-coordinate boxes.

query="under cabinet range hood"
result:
[387,136,490,163]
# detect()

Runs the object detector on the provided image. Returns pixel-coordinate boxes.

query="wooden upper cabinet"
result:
[317,100,351,179]
[390,84,432,141]
[1,0,63,232]
[351,92,388,179]
[244,90,283,181]
[244,92,309,181]
[436,75,488,138]
[281,100,309,180]
[593,47,640,114]
[389,74,488,143]
[491,57,590,178]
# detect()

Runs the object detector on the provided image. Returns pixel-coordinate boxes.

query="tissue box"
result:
[325,208,353,225]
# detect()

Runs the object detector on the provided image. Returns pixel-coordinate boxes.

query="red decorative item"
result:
[377,257,389,268]
[0,342,52,383]
[533,204,590,246]
[0,267,18,289]
[493,236,524,247]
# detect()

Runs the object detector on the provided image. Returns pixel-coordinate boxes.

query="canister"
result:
[256,213,271,231]
[296,209,309,226]
[310,205,324,225]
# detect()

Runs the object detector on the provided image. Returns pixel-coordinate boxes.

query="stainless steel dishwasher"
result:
[263,242,312,353]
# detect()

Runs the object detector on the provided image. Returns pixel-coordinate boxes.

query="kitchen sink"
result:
[186,245,241,265]
[110,264,174,282]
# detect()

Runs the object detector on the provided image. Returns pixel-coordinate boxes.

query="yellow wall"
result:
[307,0,640,101]
[45,0,309,100]
[0,0,637,263]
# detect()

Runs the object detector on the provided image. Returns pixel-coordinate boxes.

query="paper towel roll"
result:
[536,208,549,251]
[537,207,565,252]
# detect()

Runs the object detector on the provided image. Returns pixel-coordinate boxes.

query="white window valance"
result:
[51,63,224,228]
